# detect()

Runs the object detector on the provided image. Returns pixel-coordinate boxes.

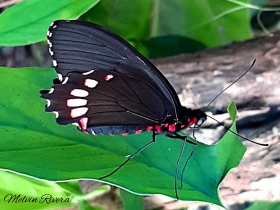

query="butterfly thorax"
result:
[180,107,207,129]
[150,107,207,134]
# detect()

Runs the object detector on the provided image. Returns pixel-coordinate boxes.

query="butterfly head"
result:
[181,107,207,128]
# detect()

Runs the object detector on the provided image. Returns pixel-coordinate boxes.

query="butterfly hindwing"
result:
[42,69,173,130]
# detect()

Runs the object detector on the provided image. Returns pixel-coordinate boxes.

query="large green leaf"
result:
[0,67,246,206]
[82,0,151,42]
[81,0,152,56]
[152,0,252,47]
[0,0,253,55]
[0,0,99,46]
[120,189,144,210]
[143,35,206,58]
[81,0,252,57]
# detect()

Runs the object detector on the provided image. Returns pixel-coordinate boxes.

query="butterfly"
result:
[40,20,267,199]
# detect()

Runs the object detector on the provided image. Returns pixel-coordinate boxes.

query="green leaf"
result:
[81,0,152,56]
[228,101,237,121]
[151,0,252,48]
[81,0,252,57]
[82,0,151,42]
[144,35,206,58]
[0,0,99,46]
[0,67,246,206]
[120,189,144,210]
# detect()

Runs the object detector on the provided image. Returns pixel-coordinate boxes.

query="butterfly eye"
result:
[196,117,206,127]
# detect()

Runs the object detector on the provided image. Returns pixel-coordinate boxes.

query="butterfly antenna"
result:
[203,59,256,112]
[206,114,268,146]
[201,59,268,146]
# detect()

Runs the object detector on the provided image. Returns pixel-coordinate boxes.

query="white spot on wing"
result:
[62,77,69,84]
[84,79,98,88]
[58,74,63,81]
[70,89,89,97]
[46,99,51,107]
[83,70,94,75]
[70,107,88,118]
[49,48,53,56]
[53,111,59,118]
[49,88,54,94]
[67,99,87,107]
[53,60,57,67]
[72,122,80,128]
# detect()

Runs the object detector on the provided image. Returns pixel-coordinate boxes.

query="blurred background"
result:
[0,0,279,210]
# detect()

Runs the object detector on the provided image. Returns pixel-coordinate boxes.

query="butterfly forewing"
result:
[47,20,182,119]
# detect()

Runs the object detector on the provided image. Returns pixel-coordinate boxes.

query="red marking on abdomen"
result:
[168,124,176,132]
[146,126,153,132]
[135,130,142,134]
[155,125,161,133]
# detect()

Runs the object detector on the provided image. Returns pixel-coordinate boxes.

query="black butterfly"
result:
[40,20,228,199]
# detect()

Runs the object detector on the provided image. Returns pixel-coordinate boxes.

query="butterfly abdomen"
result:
[86,125,147,135]
[85,123,182,136]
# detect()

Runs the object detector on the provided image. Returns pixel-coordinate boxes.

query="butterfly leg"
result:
[166,133,197,200]
[99,131,157,180]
